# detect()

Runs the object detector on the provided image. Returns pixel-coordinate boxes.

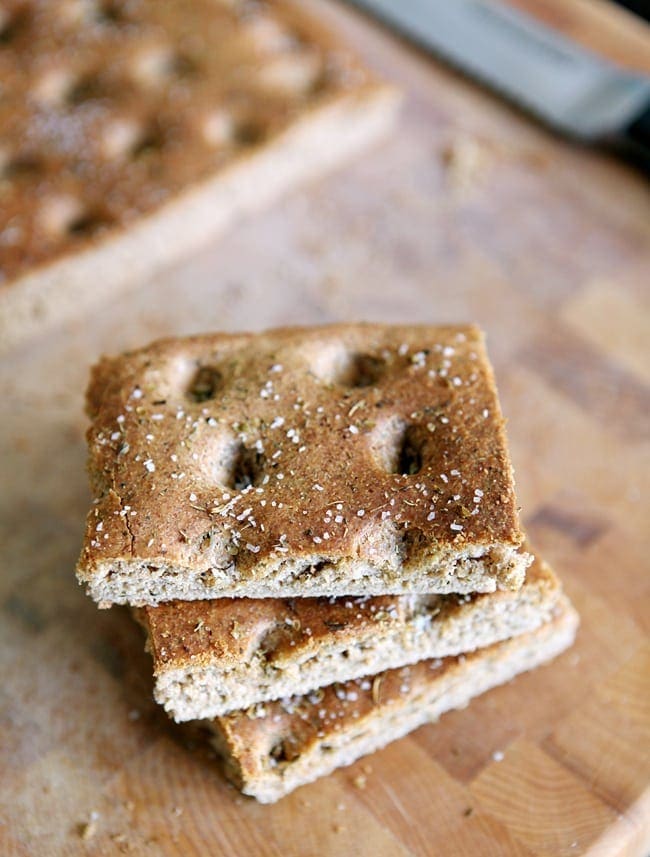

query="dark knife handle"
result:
[615,99,650,174]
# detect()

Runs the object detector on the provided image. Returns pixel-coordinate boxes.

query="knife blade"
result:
[345,0,650,161]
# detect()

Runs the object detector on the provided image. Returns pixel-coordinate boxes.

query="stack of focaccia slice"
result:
[76,324,578,802]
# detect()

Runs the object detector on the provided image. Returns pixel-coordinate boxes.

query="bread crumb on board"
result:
[77,811,100,840]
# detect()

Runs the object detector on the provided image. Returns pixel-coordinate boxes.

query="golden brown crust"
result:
[77,323,529,602]
[0,0,375,283]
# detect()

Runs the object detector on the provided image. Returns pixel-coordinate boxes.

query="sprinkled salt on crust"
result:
[207,598,578,802]
[138,546,557,720]
[77,323,531,604]
[0,1,398,349]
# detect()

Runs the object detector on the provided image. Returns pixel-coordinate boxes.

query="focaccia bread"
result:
[0,1,398,350]
[138,546,557,720]
[77,323,531,604]
[208,597,579,802]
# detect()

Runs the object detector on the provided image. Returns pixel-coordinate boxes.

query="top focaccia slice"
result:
[77,323,530,605]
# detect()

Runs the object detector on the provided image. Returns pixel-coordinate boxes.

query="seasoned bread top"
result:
[0,0,373,283]
[78,323,526,594]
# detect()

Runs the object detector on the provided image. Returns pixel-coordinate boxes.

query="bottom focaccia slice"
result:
[207,596,578,803]
[138,548,560,721]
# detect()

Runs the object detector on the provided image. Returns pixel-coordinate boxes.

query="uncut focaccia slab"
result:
[77,323,531,604]
[0,2,397,350]
[208,598,578,803]
[138,548,557,720]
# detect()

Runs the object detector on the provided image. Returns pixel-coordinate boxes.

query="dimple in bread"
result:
[76,323,532,605]
[207,597,579,803]
[0,1,398,350]
[138,546,557,721]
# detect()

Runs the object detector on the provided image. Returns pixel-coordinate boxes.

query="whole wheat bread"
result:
[207,597,579,802]
[77,324,531,604]
[0,2,397,350]
[138,546,557,720]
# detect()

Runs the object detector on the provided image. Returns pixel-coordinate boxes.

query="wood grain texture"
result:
[1,0,649,854]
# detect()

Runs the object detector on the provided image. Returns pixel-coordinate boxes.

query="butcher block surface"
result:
[1,1,649,854]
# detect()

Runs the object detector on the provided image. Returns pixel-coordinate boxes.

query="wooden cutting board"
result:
[1,1,648,855]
